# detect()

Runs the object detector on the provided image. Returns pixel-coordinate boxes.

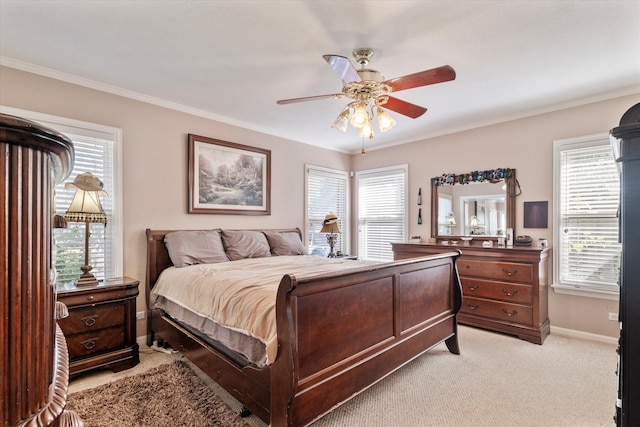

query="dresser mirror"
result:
[430,168,516,239]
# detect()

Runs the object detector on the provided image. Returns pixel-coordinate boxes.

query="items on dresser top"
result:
[57,277,140,376]
[392,242,550,344]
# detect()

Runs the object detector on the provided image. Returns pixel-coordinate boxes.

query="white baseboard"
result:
[550,325,617,345]
[137,335,148,347]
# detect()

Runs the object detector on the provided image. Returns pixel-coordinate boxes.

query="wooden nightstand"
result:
[57,277,140,376]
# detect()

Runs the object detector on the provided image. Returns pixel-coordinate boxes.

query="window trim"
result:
[355,164,408,261]
[304,164,350,256]
[1,105,124,279]
[552,132,619,301]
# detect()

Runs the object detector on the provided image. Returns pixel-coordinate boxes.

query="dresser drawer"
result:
[460,277,532,304]
[65,326,126,358]
[459,259,534,283]
[60,304,125,334]
[461,297,533,326]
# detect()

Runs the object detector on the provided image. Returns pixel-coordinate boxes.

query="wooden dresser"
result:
[392,242,550,344]
[58,277,140,376]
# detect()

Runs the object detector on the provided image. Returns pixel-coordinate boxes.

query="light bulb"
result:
[350,102,368,128]
[377,108,396,132]
[359,119,374,140]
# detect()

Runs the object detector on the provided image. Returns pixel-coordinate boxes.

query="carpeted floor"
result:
[67,326,617,426]
[66,360,250,427]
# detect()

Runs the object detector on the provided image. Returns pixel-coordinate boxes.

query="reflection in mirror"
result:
[431,169,516,239]
[461,194,506,235]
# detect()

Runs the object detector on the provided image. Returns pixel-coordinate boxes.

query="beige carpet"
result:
[66,360,250,427]
[68,326,617,426]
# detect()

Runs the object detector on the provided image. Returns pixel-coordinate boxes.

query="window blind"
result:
[357,166,407,261]
[54,134,115,285]
[306,166,348,257]
[557,142,620,292]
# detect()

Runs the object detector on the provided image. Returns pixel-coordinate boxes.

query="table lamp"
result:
[64,172,107,286]
[320,212,341,258]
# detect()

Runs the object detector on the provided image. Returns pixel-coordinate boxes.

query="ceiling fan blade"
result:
[323,54,361,83]
[382,96,428,119]
[277,93,345,105]
[384,65,456,92]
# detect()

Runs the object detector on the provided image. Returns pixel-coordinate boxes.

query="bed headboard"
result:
[145,228,303,290]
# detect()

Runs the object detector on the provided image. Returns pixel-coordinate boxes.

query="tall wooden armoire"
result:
[1,113,80,426]
[611,103,640,427]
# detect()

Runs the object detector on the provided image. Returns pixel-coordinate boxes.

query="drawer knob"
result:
[81,315,98,326]
[82,338,98,350]
[502,268,518,276]
[465,302,480,310]
[87,295,94,301]
[502,308,518,317]
[502,289,518,297]
[465,284,480,291]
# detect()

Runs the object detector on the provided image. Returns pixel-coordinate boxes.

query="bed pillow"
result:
[264,231,307,256]
[221,230,272,261]
[164,230,229,267]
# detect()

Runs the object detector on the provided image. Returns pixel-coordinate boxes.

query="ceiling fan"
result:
[277,48,456,144]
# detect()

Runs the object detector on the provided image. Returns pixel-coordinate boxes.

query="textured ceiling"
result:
[1,1,639,153]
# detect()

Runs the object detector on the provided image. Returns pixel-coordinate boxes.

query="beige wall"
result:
[352,94,639,339]
[0,66,350,336]
[2,65,637,340]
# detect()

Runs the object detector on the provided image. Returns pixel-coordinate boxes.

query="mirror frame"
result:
[430,168,516,240]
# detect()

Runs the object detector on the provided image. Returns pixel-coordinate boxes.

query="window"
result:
[553,133,621,299]
[438,193,453,235]
[0,106,123,286]
[356,165,407,261]
[305,165,349,257]
[54,134,118,285]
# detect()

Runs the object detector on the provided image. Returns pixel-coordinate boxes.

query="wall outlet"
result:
[136,311,145,320]
[609,312,619,321]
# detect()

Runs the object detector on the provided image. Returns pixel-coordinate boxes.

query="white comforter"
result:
[150,255,373,365]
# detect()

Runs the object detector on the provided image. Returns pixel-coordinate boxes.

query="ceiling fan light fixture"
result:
[350,102,369,128]
[359,118,374,140]
[377,107,396,132]
[331,108,349,133]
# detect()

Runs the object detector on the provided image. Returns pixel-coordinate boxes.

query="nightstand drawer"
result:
[59,286,138,306]
[460,277,532,304]
[60,304,125,334]
[459,260,534,283]
[461,297,533,326]
[65,326,126,358]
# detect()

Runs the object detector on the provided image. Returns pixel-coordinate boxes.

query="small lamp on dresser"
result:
[469,215,480,235]
[320,212,341,258]
[444,211,456,235]
[63,172,107,287]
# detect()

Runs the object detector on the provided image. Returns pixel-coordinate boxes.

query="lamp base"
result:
[326,233,338,258]
[76,265,99,287]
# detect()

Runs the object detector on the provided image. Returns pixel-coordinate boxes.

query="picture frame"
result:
[188,134,271,215]
[523,201,548,228]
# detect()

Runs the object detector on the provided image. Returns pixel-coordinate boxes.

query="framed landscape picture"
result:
[188,134,271,215]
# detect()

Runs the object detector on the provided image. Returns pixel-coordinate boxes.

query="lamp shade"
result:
[446,211,456,226]
[320,212,341,234]
[64,172,107,224]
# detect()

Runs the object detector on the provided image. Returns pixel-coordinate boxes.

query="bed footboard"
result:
[271,251,462,426]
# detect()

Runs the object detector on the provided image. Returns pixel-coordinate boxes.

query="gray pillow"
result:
[221,230,272,261]
[264,231,307,256]
[164,230,229,267]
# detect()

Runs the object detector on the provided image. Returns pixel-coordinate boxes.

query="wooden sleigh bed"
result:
[146,228,462,426]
